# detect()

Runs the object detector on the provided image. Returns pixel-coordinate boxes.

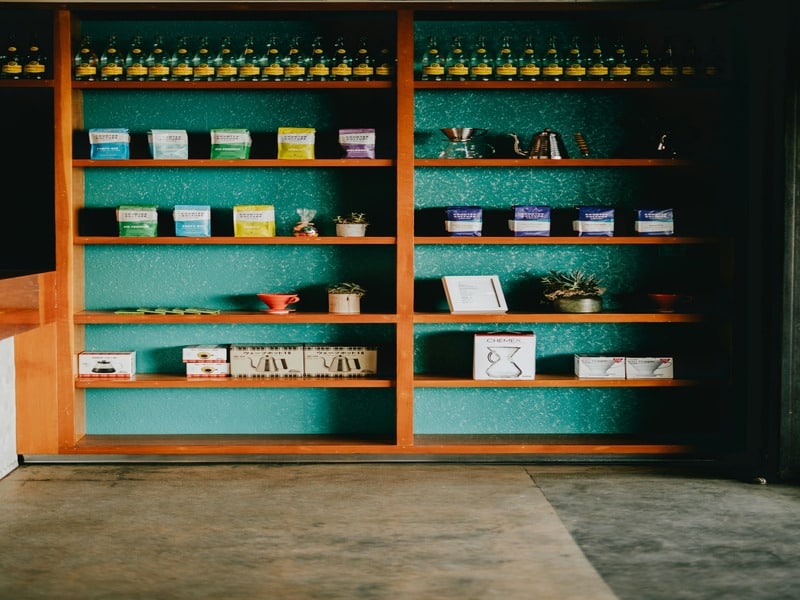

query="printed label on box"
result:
[303,345,378,377]
[186,362,230,377]
[474,332,536,380]
[229,344,304,378]
[78,351,136,378]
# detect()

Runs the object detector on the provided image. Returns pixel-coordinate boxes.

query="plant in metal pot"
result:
[327,282,366,314]
[540,269,605,313]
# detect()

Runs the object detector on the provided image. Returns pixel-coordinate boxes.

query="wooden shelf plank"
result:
[414,236,718,245]
[75,236,396,245]
[74,159,393,167]
[74,80,393,90]
[413,312,711,323]
[76,374,395,389]
[414,158,696,167]
[75,311,398,324]
[413,374,717,388]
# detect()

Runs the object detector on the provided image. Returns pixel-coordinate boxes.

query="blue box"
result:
[573,206,614,237]
[635,208,674,236]
[174,205,211,237]
[89,128,130,160]
[508,205,551,236]
[445,206,482,236]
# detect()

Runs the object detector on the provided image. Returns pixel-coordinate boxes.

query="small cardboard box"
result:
[473,332,536,380]
[117,205,158,237]
[444,206,482,236]
[573,206,614,237]
[625,357,674,379]
[303,345,378,377]
[233,205,276,237]
[635,208,674,236]
[277,127,316,159]
[174,205,211,237]
[78,351,136,378]
[148,129,189,159]
[229,344,304,378]
[186,362,230,377]
[182,345,228,363]
[508,205,551,236]
[89,128,130,160]
[574,354,625,378]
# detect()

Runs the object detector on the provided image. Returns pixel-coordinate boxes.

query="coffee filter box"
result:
[635,208,675,236]
[474,332,536,380]
[445,206,482,236]
[574,354,626,378]
[573,206,615,236]
[625,357,674,379]
[78,351,136,378]
[230,344,304,378]
[508,205,551,236]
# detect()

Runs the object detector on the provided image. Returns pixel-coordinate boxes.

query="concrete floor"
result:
[0,463,798,600]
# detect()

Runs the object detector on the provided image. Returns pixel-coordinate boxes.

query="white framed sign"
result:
[441,275,508,314]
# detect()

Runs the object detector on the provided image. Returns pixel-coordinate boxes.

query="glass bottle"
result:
[375,44,394,81]
[352,36,374,81]
[307,35,331,81]
[73,34,98,81]
[99,34,124,81]
[237,35,260,81]
[469,34,493,81]
[586,35,610,81]
[145,34,170,81]
[609,36,631,81]
[1,33,23,80]
[518,35,540,81]
[444,35,468,81]
[541,35,563,81]
[192,35,215,81]
[215,35,238,81]
[679,39,699,79]
[494,35,517,81]
[633,39,656,81]
[657,38,678,81]
[282,35,307,81]
[564,35,587,81]
[23,33,48,80]
[124,35,147,81]
[260,35,284,81]
[420,35,444,81]
[170,35,193,81]
[330,36,352,81]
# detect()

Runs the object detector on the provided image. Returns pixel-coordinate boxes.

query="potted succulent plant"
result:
[333,212,369,237]
[327,281,366,314]
[540,269,605,313]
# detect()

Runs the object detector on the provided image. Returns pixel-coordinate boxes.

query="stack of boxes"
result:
[182,345,230,377]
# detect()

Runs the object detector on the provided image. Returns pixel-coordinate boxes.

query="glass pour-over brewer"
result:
[438,127,495,158]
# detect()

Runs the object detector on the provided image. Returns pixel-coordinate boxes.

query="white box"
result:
[78,351,136,378]
[473,332,536,380]
[625,357,674,379]
[182,345,228,363]
[148,129,189,159]
[574,354,625,378]
[229,344,304,378]
[186,362,230,377]
[303,345,378,377]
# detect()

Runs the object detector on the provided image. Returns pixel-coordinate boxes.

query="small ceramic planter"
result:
[335,223,367,237]
[554,296,602,313]
[328,293,361,314]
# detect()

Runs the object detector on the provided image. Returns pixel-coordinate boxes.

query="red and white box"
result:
[574,354,625,378]
[625,357,674,379]
[78,351,136,378]
[229,344,304,378]
[303,345,378,377]
[186,362,230,377]
[473,332,536,380]
[182,345,228,363]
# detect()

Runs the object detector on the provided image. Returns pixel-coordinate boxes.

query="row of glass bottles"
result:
[0,33,48,80]
[420,34,723,82]
[74,34,395,82]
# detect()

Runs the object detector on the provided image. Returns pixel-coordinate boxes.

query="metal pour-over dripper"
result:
[439,128,495,158]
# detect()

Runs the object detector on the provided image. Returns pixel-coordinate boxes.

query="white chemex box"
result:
[574,354,625,378]
[303,345,378,377]
[229,344,304,378]
[473,332,536,380]
[625,357,674,379]
[182,345,228,363]
[78,351,136,378]
[186,362,230,377]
